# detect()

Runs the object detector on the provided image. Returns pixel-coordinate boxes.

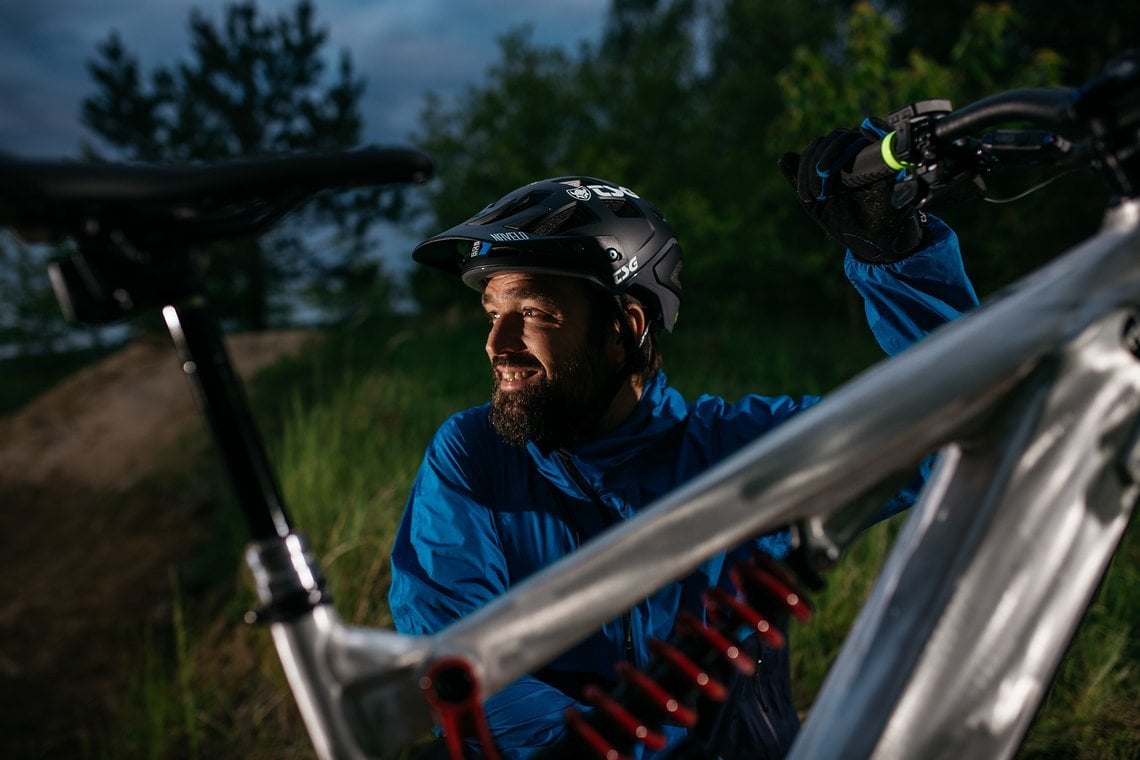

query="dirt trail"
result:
[0,330,317,758]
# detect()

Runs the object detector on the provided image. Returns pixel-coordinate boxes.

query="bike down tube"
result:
[791,287,1140,758]
[416,201,1140,724]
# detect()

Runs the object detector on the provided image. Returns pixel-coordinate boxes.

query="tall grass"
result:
[101,309,1138,758]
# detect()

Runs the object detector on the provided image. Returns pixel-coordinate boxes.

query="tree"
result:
[0,235,71,355]
[883,0,1139,82]
[81,0,401,329]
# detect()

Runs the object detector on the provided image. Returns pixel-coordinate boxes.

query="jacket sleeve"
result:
[388,414,581,757]
[844,214,979,356]
[843,216,979,521]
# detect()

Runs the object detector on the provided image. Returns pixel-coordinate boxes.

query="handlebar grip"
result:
[841,135,896,189]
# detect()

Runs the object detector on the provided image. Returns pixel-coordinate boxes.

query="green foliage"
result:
[79,0,401,329]
[773,1,1065,133]
[886,0,1140,83]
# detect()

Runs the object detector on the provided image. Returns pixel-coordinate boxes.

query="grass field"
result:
[82,308,1137,758]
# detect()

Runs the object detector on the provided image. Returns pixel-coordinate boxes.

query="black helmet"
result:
[413,176,683,332]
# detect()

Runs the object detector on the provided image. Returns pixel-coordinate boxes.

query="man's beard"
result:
[488,347,616,451]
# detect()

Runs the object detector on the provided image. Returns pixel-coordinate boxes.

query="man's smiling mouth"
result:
[498,368,539,382]
[493,358,545,391]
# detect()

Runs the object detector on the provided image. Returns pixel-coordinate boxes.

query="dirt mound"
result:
[0,329,317,758]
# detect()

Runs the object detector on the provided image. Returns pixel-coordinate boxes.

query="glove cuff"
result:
[845,211,927,264]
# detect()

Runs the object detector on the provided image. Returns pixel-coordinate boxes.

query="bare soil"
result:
[0,330,318,758]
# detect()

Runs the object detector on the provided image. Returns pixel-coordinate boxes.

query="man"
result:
[389,123,979,759]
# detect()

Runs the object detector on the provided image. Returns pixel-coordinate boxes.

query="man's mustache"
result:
[492,356,542,370]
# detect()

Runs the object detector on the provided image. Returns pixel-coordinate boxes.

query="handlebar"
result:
[840,49,1140,208]
[930,87,1074,140]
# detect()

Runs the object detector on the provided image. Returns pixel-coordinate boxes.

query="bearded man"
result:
[388,125,980,760]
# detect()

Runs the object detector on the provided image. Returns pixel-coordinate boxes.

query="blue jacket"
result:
[389,218,978,758]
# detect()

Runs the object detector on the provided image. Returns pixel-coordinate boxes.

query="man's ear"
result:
[624,301,649,345]
[611,301,648,357]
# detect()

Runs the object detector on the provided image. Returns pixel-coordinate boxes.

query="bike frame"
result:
[230,199,1139,757]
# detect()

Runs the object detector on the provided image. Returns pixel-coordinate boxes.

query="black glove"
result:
[777,119,925,264]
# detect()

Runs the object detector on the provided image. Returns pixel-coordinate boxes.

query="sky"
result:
[0,0,610,158]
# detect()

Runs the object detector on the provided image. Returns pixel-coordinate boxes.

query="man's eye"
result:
[522,307,535,318]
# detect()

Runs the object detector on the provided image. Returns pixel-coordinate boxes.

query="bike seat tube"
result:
[163,296,293,540]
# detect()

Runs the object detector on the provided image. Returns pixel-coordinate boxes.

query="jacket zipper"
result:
[557,449,635,663]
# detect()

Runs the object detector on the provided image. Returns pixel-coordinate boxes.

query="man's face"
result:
[481,272,618,450]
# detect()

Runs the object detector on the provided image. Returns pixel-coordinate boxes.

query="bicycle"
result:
[1,49,1137,759]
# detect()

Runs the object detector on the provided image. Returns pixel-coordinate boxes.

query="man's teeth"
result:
[502,370,531,381]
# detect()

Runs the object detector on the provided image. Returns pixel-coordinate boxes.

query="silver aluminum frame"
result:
[248,199,1140,758]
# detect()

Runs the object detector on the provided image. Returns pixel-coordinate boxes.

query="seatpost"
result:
[48,227,327,624]
[161,295,292,541]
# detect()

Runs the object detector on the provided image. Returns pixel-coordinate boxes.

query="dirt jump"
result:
[0,329,316,758]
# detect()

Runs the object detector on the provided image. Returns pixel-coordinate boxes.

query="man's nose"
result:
[486,314,525,357]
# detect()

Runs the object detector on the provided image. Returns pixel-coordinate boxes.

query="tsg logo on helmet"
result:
[566,184,641,202]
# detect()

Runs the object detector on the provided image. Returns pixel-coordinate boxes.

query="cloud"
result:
[0,0,608,157]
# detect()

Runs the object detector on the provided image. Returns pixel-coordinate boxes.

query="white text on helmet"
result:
[564,184,641,202]
[614,256,640,285]
[588,184,640,199]
[490,231,531,242]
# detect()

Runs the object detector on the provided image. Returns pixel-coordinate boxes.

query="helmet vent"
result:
[603,198,644,218]
[473,190,553,225]
[528,204,598,235]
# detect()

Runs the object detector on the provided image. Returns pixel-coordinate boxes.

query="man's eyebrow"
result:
[482,284,560,307]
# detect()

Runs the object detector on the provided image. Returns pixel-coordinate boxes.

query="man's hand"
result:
[777,118,925,264]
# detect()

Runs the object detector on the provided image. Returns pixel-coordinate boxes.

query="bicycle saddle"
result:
[0,146,433,242]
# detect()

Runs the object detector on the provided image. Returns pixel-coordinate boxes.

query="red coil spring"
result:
[559,551,815,760]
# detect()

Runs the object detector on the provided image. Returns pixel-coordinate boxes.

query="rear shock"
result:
[541,551,816,759]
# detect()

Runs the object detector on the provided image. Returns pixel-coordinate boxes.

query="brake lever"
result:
[979,130,1075,166]
[891,131,1071,212]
